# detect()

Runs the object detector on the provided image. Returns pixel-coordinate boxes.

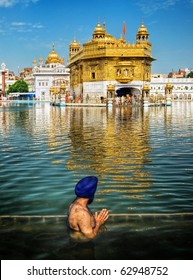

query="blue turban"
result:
[75,176,98,203]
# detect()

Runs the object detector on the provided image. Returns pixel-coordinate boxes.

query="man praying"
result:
[67,176,109,239]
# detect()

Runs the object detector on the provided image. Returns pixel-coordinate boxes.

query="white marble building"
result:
[150,78,193,100]
[32,44,70,100]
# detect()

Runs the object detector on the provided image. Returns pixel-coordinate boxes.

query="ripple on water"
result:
[0,102,193,215]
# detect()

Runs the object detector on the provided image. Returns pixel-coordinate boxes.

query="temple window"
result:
[91,72,96,79]
[124,69,128,76]
[117,69,121,76]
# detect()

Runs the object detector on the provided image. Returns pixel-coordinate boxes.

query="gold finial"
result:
[46,43,61,64]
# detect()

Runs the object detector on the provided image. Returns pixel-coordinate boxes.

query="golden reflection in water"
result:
[60,106,153,193]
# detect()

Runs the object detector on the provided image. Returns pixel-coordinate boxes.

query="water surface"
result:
[0,101,193,259]
[1,101,193,215]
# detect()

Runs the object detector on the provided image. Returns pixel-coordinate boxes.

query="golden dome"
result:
[94,23,105,35]
[104,33,116,43]
[70,38,80,47]
[165,83,173,89]
[138,23,148,35]
[143,84,150,90]
[46,43,61,64]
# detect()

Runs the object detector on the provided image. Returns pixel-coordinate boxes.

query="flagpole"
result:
[122,21,126,40]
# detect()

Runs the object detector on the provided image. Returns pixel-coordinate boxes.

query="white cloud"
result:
[137,0,179,15]
[0,0,39,8]
[11,21,27,26]
[9,21,44,32]
[0,0,16,7]
[32,23,43,29]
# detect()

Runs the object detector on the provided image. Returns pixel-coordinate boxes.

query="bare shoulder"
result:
[68,202,92,231]
[70,204,91,222]
[69,203,89,215]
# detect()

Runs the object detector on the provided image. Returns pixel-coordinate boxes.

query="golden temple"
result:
[68,21,156,103]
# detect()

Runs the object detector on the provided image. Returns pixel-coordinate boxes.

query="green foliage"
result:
[7,80,29,94]
[187,72,193,78]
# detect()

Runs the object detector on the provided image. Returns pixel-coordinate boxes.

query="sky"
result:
[0,0,193,75]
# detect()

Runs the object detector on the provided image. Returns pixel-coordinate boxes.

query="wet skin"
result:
[68,197,109,239]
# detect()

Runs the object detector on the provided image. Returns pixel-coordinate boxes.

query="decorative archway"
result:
[116,87,132,97]
[116,87,141,97]
[116,86,141,104]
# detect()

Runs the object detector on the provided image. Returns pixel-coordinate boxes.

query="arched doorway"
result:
[116,87,141,103]
[116,87,132,97]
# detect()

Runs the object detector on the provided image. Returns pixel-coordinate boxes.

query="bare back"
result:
[68,201,95,232]
[67,198,109,239]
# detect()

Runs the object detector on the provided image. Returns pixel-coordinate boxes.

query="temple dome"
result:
[46,44,61,64]
[136,22,149,42]
[104,33,116,43]
[70,38,81,48]
[137,23,148,35]
[94,23,106,35]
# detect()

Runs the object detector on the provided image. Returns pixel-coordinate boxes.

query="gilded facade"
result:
[68,22,155,103]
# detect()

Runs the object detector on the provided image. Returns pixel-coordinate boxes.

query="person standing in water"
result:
[67,176,109,239]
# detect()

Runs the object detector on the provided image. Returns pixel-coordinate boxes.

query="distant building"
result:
[32,44,70,100]
[168,68,193,78]
[168,69,184,78]
[0,62,17,98]
[151,73,168,78]
[19,67,34,92]
[19,67,33,78]
[150,77,193,100]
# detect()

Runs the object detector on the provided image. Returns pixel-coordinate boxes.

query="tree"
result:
[187,72,193,78]
[7,80,29,94]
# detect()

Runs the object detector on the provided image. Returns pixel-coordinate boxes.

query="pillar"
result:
[142,84,150,107]
[107,84,115,106]
[1,63,6,98]
[165,83,173,106]
[60,81,66,103]
[50,86,55,104]
[2,71,5,94]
